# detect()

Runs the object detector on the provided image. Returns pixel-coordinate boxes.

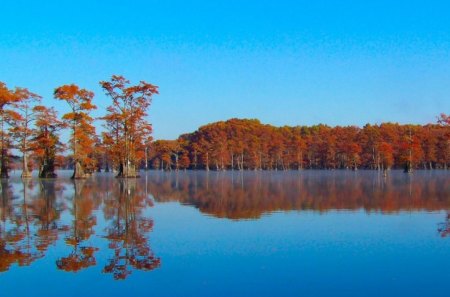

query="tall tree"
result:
[30,106,65,178]
[378,142,394,172]
[54,84,97,179]
[437,113,450,169]
[0,82,21,178]
[8,88,42,178]
[100,75,158,178]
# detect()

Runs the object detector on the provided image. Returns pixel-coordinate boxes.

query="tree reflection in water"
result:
[0,171,448,277]
[56,179,98,272]
[103,178,160,280]
[32,180,65,255]
[147,171,450,219]
[0,179,38,271]
[438,212,450,237]
[0,179,65,272]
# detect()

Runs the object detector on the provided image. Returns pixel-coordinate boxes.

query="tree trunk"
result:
[0,111,8,178]
[21,153,31,178]
[39,161,57,178]
[116,162,139,178]
[1,148,9,178]
[72,161,88,179]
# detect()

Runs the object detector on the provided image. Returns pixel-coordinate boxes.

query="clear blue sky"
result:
[1,0,449,140]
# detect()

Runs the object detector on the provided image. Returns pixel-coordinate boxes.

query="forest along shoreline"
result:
[1,78,449,178]
[150,117,449,172]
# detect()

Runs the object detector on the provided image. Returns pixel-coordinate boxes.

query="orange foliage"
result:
[100,75,158,177]
[54,84,97,178]
[29,106,65,177]
[150,119,450,171]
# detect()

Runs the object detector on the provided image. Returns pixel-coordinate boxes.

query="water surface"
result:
[0,170,449,296]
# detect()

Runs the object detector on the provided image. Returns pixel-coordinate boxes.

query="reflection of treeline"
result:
[0,180,65,272]
[102,179,160,280]
[150,117,450,171]
[0,177,159,278]
[148,171,450,219]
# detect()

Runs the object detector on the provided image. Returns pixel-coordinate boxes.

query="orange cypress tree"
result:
[8,88,42,178]
[100,75,158,178]
[30,106,65,178]
[379,141,394,171]
[0,82,21,178]
[54,84,97,179]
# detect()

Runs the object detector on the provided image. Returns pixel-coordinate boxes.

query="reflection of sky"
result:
[149,205,448,297]
[0,171,449,296]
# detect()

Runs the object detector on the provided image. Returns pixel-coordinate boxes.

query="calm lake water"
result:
[0,170,449,297]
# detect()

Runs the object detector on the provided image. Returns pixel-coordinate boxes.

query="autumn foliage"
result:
[100,75,158,177]
[0,76,158,178]
[0,78,449,178]
[54,84,97,178]
[149,118,450,171]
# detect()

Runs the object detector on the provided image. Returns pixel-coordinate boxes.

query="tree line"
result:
[0,75,158,179]
[150,116,449,172]
[1,76,449,178]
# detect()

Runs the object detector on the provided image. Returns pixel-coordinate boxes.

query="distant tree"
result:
[150,140,175,170]
[437,113,450,126]
[379,142,394,171]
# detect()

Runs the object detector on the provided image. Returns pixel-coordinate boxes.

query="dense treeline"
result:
[1,77,449,178]
[150,117,450,171]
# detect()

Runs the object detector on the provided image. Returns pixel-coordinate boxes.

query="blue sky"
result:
[1,0,449,139]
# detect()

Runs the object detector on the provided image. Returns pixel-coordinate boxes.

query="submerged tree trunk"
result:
[404,161,413,173]
[116,161,139,178]
[1,148,9,178]
[72,161,89,179]
[21,153,31,178]
[39,160,57,178]
[117,162,124,176]
[0,111,8,178]
[0,114,8,178]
